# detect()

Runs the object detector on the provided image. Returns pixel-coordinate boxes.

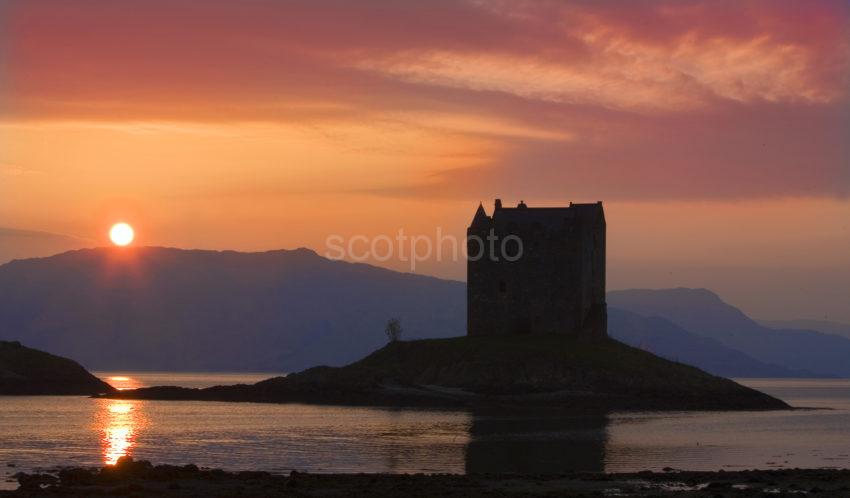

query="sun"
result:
[109,223,135,247]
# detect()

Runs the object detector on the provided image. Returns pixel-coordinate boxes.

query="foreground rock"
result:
[5,458,850,497]
[0,341,113,395]
[105,335,788,411]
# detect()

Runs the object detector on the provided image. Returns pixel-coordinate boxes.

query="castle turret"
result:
[470,203,489,228]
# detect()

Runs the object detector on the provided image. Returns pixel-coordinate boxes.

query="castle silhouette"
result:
[467,199,607,337]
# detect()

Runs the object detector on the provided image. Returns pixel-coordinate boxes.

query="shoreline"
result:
[97,389,797,412]
[4,458,850,497]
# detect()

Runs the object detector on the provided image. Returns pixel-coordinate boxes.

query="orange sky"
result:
[1,0,849,321]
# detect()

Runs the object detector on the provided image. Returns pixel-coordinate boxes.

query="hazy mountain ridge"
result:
[607,309,814,378]
[609,288,850,378]
[0,247,465,371]
[0,247,843,376]
[759,318,850,340]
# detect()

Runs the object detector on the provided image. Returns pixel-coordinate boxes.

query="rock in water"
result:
[0,341,114,395]
[108,335,788,411]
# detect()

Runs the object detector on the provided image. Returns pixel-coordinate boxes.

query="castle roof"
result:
[470,202,490,227]
[490,200,604,228]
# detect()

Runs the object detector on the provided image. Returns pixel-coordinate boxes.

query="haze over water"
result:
[2,374,850,488]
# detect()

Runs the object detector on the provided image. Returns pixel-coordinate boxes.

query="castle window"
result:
[499,280,507,293]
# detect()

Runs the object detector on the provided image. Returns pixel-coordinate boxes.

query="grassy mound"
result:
[0,341,114,395]
[115,335,788,411]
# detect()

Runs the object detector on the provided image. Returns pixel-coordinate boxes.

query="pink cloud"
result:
[2,0,848,200]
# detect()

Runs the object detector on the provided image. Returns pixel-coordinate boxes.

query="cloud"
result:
[353,32,842,112]
[368,100,850,201]
[0,227,92,265]
[5,0,846,116]
[0,163,44,177]
[2,0,848,201]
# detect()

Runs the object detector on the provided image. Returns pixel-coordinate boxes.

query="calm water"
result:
[2,375,850,487]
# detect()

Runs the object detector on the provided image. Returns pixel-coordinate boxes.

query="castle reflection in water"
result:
[93,393,608,473]
[3,376,845,475]
[465,411,607,474]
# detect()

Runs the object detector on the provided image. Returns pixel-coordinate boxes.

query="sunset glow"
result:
[3,2,850,487]
[1,0,848,322]
[109,223,135,247]
[106,376,141,391]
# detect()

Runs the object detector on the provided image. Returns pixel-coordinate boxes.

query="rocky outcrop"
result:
[7,457,850,498]
[0,341,114,395]
[106,335,788,411]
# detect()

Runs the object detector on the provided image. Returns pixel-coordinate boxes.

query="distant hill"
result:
[0,340,114,395]
[107,334,789,411]
[0,247,465,372]
[759,319,850,340]
[608,309,813,378]
[608,288,850,378]
[2,247,841,377]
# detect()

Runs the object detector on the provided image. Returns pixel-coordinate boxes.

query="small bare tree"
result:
[385,318,403,343]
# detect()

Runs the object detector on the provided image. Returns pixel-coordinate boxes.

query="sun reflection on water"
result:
[97,398,146,465]
[107,376,141,391]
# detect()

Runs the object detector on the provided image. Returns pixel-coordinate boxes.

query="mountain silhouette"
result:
[608,308,812,378]
[608,288,850,377]
[1,248,842,377]
[759,318,850,340]
[0,247,464,371]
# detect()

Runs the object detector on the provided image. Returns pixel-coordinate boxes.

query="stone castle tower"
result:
[467,199,607,337]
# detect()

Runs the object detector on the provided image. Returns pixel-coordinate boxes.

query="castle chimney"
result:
[494,199,502,210]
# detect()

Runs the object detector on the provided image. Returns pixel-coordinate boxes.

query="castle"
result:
[467,199,607,337]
